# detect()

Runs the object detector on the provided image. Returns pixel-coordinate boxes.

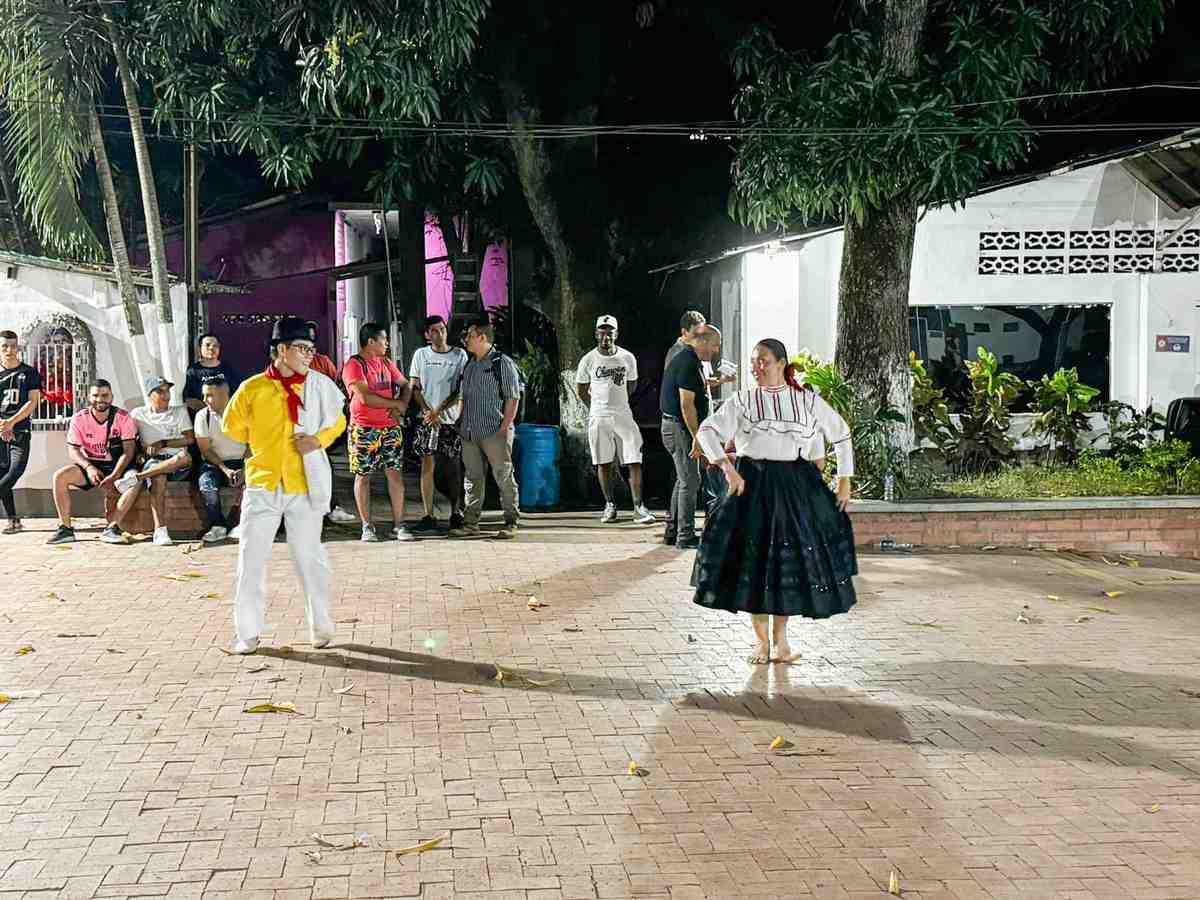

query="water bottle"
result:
[426,422,440,453]
[883,471,895,502]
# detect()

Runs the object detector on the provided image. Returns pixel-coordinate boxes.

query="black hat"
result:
[270,316,315,348]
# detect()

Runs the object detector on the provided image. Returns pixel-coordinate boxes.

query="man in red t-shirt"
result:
[341,322,413,541]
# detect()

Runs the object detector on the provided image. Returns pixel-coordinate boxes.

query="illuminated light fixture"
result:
[763,240,786,256]
[372,210,384,235]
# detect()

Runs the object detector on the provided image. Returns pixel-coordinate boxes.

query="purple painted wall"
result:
[423,214,508,321]
[163,208,335,377]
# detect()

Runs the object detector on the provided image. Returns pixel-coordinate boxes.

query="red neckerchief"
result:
[265,363,305,424]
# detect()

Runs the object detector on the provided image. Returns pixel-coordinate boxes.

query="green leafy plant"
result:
[1129,438,1200,493]
[1026,367,1100,464]
[1099,401,1166,459]
[513,339,557,426]
[952,346,1022,474]
[909,352,959,457]
[789,354,854,420]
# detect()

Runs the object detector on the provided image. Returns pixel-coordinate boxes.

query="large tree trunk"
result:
[835,198,918,427]
[834,0,929,451]
[88,104,150,381]
[498,66,605,375]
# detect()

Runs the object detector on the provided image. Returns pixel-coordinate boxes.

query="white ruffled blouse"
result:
[696,384,855,476]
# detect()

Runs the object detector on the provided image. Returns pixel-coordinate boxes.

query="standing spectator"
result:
[46,379,138,545]
[409,315,468,533]
[117,376,195,546]
[305,320,358,526]
[0,330,42,534]
[194,379,246,543]
[221,316,346,655]
[341,322,413,541]
[660,324,720,549]
[576,315,655,524]
[450,321,521,539]
[183,334,240,413]
[306,320,341,383]
[664,310,707,372]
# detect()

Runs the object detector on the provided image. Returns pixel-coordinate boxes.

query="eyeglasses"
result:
[288,342,317,356]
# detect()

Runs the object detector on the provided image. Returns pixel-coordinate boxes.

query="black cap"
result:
[270,316,315,348]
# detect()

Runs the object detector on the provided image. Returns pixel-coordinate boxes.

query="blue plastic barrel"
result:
[513,424,561,510]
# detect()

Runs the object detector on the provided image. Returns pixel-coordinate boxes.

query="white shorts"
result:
[588,415,643,465]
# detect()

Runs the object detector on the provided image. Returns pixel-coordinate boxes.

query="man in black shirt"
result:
[0,330,43,534]
[659,324,720,548]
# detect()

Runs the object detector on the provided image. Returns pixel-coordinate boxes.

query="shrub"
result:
[951,347,1021,474]
[1099,401,1165,459]
[909,352,959,456]
[1026,367,1100,464]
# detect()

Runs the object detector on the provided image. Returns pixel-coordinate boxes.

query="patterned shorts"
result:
[349,424,406,474]
[413,422,463,459]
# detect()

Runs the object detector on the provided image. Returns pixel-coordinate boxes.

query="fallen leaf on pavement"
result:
[440,583,463,590]
[1103,590,1124,599]
[332,682,356,695]
[52,545,72,551]
[1046,595,1061,602]
[1119,555,1141,567]
[1147,804,1161,813]
[47,591,60,600]
[980,545,997,551]
[1075,616,1093,623]
[303,849,322,864]
[105,648,125,654]
[201,593,222,600]
[1100,556,1120,567]
[904,621,941,629]
[492,667,506,683]
[1179,689,1200,699]
[769,736,793,751]
[394,834,449,857]
[312,833,368,851]
[1016,613,1031,624]
[1086,606,1117,615]
[563,627,583,633]
[0,694,10,704]
[498,587,515,594]
[336,618,359,624]
[247,664,271,673]
[523,676,560,687]
[889,870,901,896]
[15,646,34,656]
[627,762,649,777]
[244,703,298,714]
[180,543,203,554]
[267,676,287,684]
[461,688,482,694]
[277,645,293,653]
[56,633,98,638]
[527,597,545,610]
[163,573,205,582]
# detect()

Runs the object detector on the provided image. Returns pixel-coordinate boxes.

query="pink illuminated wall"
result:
[424,213,508,320]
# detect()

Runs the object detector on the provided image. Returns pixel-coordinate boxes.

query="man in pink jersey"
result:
[46,379,139,544]
[341,322,413,541]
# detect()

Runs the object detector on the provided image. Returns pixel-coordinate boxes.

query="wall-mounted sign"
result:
[1155,334,1191,353]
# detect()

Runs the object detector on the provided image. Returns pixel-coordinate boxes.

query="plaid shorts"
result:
[349,424,406,474]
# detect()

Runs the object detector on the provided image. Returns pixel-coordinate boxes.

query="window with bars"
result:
[21,336,90,429]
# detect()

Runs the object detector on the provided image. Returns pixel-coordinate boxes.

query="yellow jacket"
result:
[223,372,346,495]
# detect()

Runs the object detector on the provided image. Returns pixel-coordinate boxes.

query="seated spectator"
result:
[47,379,139,545]
[194,378,247,543]
[115,375,194,546]
[183,334,240,413]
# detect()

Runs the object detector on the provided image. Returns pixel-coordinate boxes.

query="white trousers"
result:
[234,486,334,645]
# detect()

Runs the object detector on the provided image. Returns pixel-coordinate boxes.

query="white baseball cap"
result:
[596,315,618,330]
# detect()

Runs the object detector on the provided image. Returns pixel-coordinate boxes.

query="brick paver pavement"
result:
[3,514,1200,900]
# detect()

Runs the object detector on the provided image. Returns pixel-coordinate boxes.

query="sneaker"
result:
[361,524,384,542]
[448,523,482,538]
[202,525,228,544]
[394,525,415,542]
[229,524,242,541]
[663,530,677,546]
[114,472,140,494]
[2,519,21,535]
[448,513,464,531]
[311,633,334,649]
[232,637,259,655]
[98,524,129,544]
[327,505,357,525]
[601,503,617,523]
[634,505,656,525]
[153,527,173,547]
[412,515,439,534]
[46,525,76,545]
[676,535,700,550]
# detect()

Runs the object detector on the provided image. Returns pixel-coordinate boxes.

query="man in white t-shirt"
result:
[116,375,195,546]
[576,315,655,525]
[409,315,469,533]
[194,378,247,543]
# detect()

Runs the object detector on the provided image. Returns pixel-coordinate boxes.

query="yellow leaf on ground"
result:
[627,762,648,777]
[394,833,449,857]
[769,736,794,751]
[0,694,10,704]
[1100,556,1120,567]
[163,573,205,582]
[889,870,901,895]
[493,667,506,683]
[332,683,356,695]
[180,543,203,554]
[440,583,463,590]
[244,703,298,714]
[523,676,560,687]
[277,646,293,653]
[15,646,34,656]
[1046,595,1061,602]
[201,593,222,600]
[498,587,515,594]
[527,597,545,610]
[47,592,59,600]
[1103,590,1124,599]
[1147,803,1161,813]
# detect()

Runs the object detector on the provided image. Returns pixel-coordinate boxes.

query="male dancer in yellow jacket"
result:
[222,317,346,654]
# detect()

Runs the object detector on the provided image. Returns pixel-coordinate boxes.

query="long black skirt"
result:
[692,458,858,618]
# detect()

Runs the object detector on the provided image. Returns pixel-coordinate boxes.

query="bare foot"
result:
[771,639,801,664]
[747,642,771,665]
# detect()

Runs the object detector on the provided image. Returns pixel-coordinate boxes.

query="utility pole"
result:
[182,136,201,350]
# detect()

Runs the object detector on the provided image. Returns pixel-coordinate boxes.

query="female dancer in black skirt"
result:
[692,338,857,664]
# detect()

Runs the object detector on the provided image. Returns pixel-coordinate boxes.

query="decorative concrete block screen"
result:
[978,228,1200,275]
